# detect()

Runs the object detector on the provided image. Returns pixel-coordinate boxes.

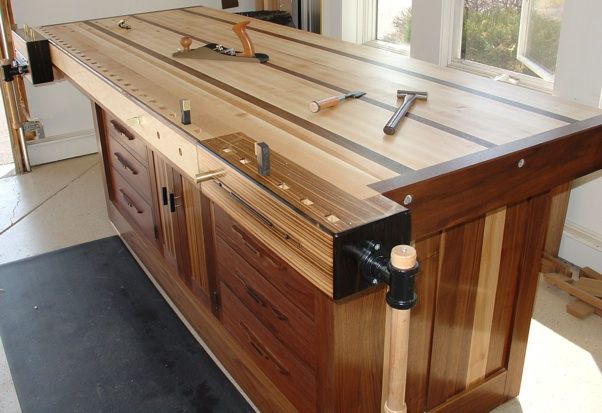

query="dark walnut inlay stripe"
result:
[133,14,495,149]
[83,20,414,176]
[184,7,577,124]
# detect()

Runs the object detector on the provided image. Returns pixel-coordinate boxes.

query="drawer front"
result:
[199,150,334,298]
[220,282,316,412]
[213,204,315,320]
[107,135,151,203]
[105,113,148,164]
[216,236,316,370]
[110,167,155,242]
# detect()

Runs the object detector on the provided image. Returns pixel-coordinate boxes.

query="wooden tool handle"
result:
[384,245,416,413]
[232,21,255,57]
[309,96,341,113]
[180,36,192,52]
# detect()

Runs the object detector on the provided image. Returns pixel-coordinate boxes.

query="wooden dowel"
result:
[383,245,416,413]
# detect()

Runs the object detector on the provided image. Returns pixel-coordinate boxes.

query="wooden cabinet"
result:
[97,105,214,311]
[101,112,158,247]
[212,202,318,412]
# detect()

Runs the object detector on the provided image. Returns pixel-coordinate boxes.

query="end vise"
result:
[10,27,54,85]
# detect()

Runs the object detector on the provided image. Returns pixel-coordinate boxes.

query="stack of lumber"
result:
[543,263,602,319]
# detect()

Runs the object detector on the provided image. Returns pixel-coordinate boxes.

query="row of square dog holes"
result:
[47,33,203,136]
[44,32,340,224]
[230,151,340,223]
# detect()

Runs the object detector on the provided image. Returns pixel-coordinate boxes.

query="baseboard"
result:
[26,129,97,166]
[559,220,602,273]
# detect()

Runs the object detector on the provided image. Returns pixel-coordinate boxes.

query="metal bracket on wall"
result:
[21,119,44,140]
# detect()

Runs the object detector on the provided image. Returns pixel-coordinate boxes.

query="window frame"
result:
[516,0,557,82]
[362,0,410,56]
[448,0,554,92]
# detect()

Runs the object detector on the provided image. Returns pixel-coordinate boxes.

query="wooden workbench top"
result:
[38,6,602,238]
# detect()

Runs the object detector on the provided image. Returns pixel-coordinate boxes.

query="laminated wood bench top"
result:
[38,6,602,238]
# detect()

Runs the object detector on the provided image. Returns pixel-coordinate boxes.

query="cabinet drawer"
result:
[216,236,315,370]
[220,282,315,412]
[110,166,155,242]
[105,113,147,164]
[107,135,151,203]
[213,204,315,320]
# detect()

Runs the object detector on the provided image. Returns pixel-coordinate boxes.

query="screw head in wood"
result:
[518,158,525,168]
[403,194,413,206]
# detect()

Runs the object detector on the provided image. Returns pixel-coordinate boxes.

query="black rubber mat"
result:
[0,236,253,413]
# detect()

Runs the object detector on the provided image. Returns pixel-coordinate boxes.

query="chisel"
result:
[309,91,366,113]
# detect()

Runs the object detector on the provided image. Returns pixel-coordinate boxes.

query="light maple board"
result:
[37,6,602,237]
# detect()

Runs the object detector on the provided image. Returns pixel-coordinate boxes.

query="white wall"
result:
[553,0,602,274]
[13,0,254,162]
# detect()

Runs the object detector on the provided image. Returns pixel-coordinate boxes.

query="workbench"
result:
[24,6,602,412]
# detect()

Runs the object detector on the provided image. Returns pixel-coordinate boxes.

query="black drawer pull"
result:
[110,120,135,141]
[240,321,290,376]
[271,307,288,321]
[161,187,168,206]
[245,285,265,306]
[119,189,143,214]
[231,225,260,256]
[169,193,176,213]
[113,152,138,175]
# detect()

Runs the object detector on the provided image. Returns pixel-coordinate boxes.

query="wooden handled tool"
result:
[383,90,428,135]
[180,36,193,52]
[383,245,417,413]
[232,21,255,57]
[309,91,366,113]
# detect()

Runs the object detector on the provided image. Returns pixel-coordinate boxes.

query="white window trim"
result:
[355,0,410,56]
[516,0,555,82]
[446,0,553,93]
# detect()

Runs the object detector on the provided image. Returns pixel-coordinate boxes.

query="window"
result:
[372,0,412,54]
[453,0,565,88]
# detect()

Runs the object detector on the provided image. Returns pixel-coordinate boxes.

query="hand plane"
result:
[173,21,269,63]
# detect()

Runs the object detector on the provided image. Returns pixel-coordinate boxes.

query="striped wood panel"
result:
[402,193,551,413]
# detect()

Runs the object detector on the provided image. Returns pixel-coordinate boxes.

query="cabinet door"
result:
[153,154,190,277]
[153,154,213,308]
[181,179,214,307]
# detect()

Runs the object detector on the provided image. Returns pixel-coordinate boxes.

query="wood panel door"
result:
[153,153,213,309]
[153,154,190,279]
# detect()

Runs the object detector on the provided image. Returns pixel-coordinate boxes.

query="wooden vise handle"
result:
[383,245,417,413]
[232,21,255,57]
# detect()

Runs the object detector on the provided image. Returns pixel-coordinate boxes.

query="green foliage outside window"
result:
[382,0,562,79]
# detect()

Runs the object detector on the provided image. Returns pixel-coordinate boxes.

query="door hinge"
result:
[211,291,220,312]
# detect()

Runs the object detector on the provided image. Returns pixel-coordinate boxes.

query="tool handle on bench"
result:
[232,21,256,57]
[309,95,342,113]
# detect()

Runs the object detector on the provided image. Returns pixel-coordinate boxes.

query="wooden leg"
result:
[543,182,571,258]
[384,308,411,413]
[383,246,417,413]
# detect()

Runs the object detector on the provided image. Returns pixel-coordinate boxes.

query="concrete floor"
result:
[0,154,600,412]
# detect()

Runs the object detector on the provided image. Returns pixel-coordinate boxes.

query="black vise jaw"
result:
[2,59,29,82]
[357,240,419,310]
